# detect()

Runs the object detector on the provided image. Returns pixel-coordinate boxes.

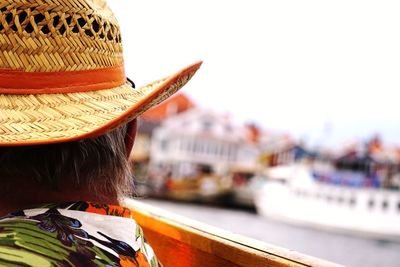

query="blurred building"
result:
[258,131,304,166]
[130,93,195,163]
[331,136,400,189]
[149,108,260,179]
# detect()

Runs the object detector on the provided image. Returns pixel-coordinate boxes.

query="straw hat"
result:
[0,0,202,146]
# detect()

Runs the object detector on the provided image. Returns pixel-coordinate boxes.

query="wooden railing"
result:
[124,199,343,267]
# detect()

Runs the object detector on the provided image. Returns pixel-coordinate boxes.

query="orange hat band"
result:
[0,65,126,95]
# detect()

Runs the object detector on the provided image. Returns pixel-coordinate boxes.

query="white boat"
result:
[255,163,400,241]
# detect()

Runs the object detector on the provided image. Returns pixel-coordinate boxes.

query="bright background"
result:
[108,0,400,148]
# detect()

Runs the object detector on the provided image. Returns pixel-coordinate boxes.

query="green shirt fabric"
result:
[0,201,159,267]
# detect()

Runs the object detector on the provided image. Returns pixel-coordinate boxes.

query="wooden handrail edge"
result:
[123,198,343,267]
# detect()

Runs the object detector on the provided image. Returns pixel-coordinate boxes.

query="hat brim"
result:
[0,61,202,146]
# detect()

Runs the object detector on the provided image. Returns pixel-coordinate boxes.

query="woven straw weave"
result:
[0,0,202,145]
[0,0,122,72]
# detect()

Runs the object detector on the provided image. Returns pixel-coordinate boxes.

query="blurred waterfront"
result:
[142,199,400,267]
[129,93,400,267]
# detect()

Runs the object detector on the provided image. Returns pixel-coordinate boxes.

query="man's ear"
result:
[124,119,138,158]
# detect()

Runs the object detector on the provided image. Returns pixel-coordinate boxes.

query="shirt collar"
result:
[28,201,133,219]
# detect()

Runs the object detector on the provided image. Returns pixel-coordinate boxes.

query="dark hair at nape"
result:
[0,125,134,199]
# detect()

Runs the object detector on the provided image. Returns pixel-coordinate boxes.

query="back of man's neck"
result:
[0,179,119,216]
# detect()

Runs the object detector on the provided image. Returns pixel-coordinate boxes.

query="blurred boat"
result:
[162,173,233,203]
[255,162,400,241]
[124,198,342,267]
[230,166,267,208]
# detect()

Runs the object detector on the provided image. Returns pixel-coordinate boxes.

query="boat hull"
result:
[255,177,400,241]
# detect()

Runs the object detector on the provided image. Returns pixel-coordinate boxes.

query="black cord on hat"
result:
[127,77,136,89]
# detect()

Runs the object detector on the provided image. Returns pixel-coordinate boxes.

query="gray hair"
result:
[0,125,134,199]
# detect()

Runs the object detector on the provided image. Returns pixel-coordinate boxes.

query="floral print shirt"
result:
[0,202,159,267]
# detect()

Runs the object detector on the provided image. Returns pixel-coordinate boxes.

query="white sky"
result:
[108,0,400,148]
